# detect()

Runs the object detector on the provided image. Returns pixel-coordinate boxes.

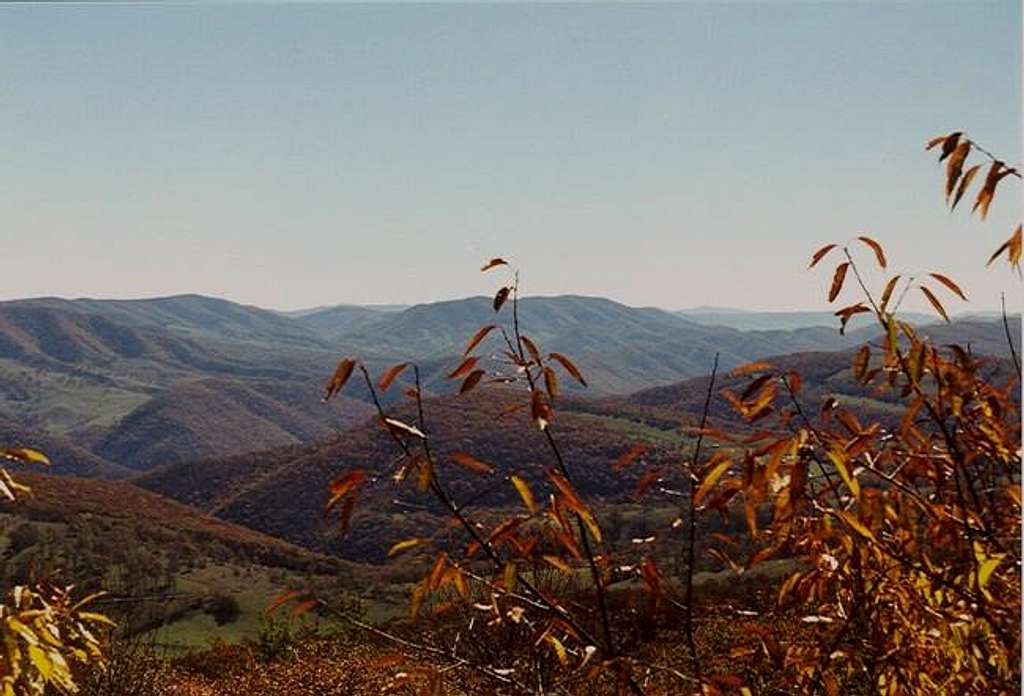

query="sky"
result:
[1,1,1020,314]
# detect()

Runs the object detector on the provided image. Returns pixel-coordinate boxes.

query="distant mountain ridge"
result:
[0,292,1016,476]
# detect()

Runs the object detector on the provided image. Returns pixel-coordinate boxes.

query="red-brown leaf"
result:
[919,286,949,322]
[378,363,409,391]
[463,325,497,356]
[459,369,486,394]
[548,352,587,387]
[481,257,509,272]
[808,243,837,269]
[828,262,850,303]
[856,236,887,269]
[448,356,479,380]
[928,273,967,301]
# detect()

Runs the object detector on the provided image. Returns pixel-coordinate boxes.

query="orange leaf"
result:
[879,275,900,312]
[928,273,967,301]
[378,363,409,391]
[856,236,886,269]
[326,469,366,512]
[548,352,587,387]
[613,443,647,472]
[291,599,320,617]
[852,345,871,382]
[265,589,304,614]
[729,361,775,377]
[944,141,970,199]
[951,163,981,210]
[323,358,356,402]
[450,451,494,475]
[543,366,559,398]
[987,225,1022,270]
[828,262,850,303]
[919,286,949,322]
[463,325,496,356]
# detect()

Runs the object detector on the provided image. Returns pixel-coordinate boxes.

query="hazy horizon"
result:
[3,2,1020,314]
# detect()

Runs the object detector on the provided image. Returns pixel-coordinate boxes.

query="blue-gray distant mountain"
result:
[0,292,1015,475]
[676,306,935,332]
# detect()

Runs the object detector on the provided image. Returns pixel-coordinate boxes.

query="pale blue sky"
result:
[1,2,1020,313]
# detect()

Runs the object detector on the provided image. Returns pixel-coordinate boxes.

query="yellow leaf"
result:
[694,458,732,506]
[388,538,426,557]
[0,448,51,466]
[978,556,1002,590]
[838,511,875,541]
[827,448,860,499]
[542,555,572,574]
[511,475,537,514]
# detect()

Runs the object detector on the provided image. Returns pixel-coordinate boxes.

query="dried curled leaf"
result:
[856,236,887,269]
[493,287,511,312]
[384,418,426,439]
[828,262,850,303]
[323,358,356,402]
[481,257,509,272]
